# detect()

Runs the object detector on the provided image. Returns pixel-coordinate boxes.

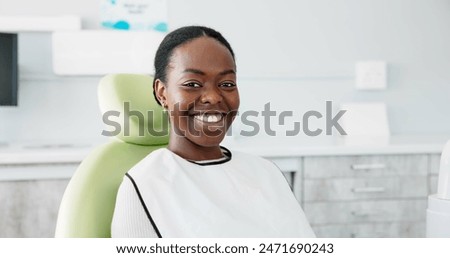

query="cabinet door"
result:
[0,179,69,237]
[304,155,427,178]
[312,222,425,238]
[302,154,429,238]
[304,176,427,202]
[303,199,427,224]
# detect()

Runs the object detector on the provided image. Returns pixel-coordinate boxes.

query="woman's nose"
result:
[200,86,223,105]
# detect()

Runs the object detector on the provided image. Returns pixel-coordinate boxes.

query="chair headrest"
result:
[98,74,169,146]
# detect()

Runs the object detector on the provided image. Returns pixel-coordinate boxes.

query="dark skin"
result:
[154,37,240,161]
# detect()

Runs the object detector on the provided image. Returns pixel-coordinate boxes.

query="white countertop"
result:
[0,143,94,165]
[0,135,448,165]
[226,135,449,158]
[0,135,447,181]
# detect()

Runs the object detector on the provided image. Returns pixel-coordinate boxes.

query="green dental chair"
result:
[55,74,169,237]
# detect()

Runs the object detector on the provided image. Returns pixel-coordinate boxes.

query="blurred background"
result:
[0,0,449,237]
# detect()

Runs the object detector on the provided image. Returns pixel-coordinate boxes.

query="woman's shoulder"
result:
[127,147,171,177]
[135,147,168,164]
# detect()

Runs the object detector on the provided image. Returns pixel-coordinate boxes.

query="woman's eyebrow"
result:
[183,68,205,75]
[182,68,236,76]
[219,69,236,76]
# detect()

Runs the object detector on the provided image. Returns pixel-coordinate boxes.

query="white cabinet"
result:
[302,154,429,237]
[0,179,70,237]
[304,176,427,202]
[0,15,81,32]
[312,222,425,238]
[303,155,428,178]
[267,154,434,238]
[0,163,77,237]
[303,200,427,225]
[52,31,164,75]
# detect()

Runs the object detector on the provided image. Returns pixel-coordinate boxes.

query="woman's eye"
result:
[183,82,201,88]
[220,82,236,88]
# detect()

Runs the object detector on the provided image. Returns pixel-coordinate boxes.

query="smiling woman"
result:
[154,33,239,159]
[111,26,315,238]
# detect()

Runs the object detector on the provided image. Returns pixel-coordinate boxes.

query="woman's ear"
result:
[154,79,167,107]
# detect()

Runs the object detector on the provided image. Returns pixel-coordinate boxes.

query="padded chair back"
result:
[55,74,169,237]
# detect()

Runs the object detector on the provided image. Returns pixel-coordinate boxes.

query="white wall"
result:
[0,0,449,144]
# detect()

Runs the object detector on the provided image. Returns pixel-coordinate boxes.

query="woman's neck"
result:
[168,134,224,161]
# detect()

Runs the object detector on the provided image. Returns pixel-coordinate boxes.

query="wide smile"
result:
[192,113,225,124]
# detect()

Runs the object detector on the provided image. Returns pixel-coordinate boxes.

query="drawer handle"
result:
[351,163,386,170]
[351,232,385,238]
[352,187,386,193]
[351,210,385,217]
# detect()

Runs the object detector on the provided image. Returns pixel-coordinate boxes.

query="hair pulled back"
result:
[152,26,235,105]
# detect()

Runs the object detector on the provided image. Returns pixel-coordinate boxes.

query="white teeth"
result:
[194,114,223,123]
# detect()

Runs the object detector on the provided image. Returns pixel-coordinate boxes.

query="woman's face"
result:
[156,36,240,148]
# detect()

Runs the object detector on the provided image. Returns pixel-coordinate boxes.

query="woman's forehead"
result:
[168,37,235,74]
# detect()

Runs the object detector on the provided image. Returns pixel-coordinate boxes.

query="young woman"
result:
[111,26,315,237]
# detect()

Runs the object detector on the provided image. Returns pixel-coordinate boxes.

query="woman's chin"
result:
[188,135,226,148]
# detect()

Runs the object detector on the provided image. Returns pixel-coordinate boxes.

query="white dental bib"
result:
[113,147,315,238]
